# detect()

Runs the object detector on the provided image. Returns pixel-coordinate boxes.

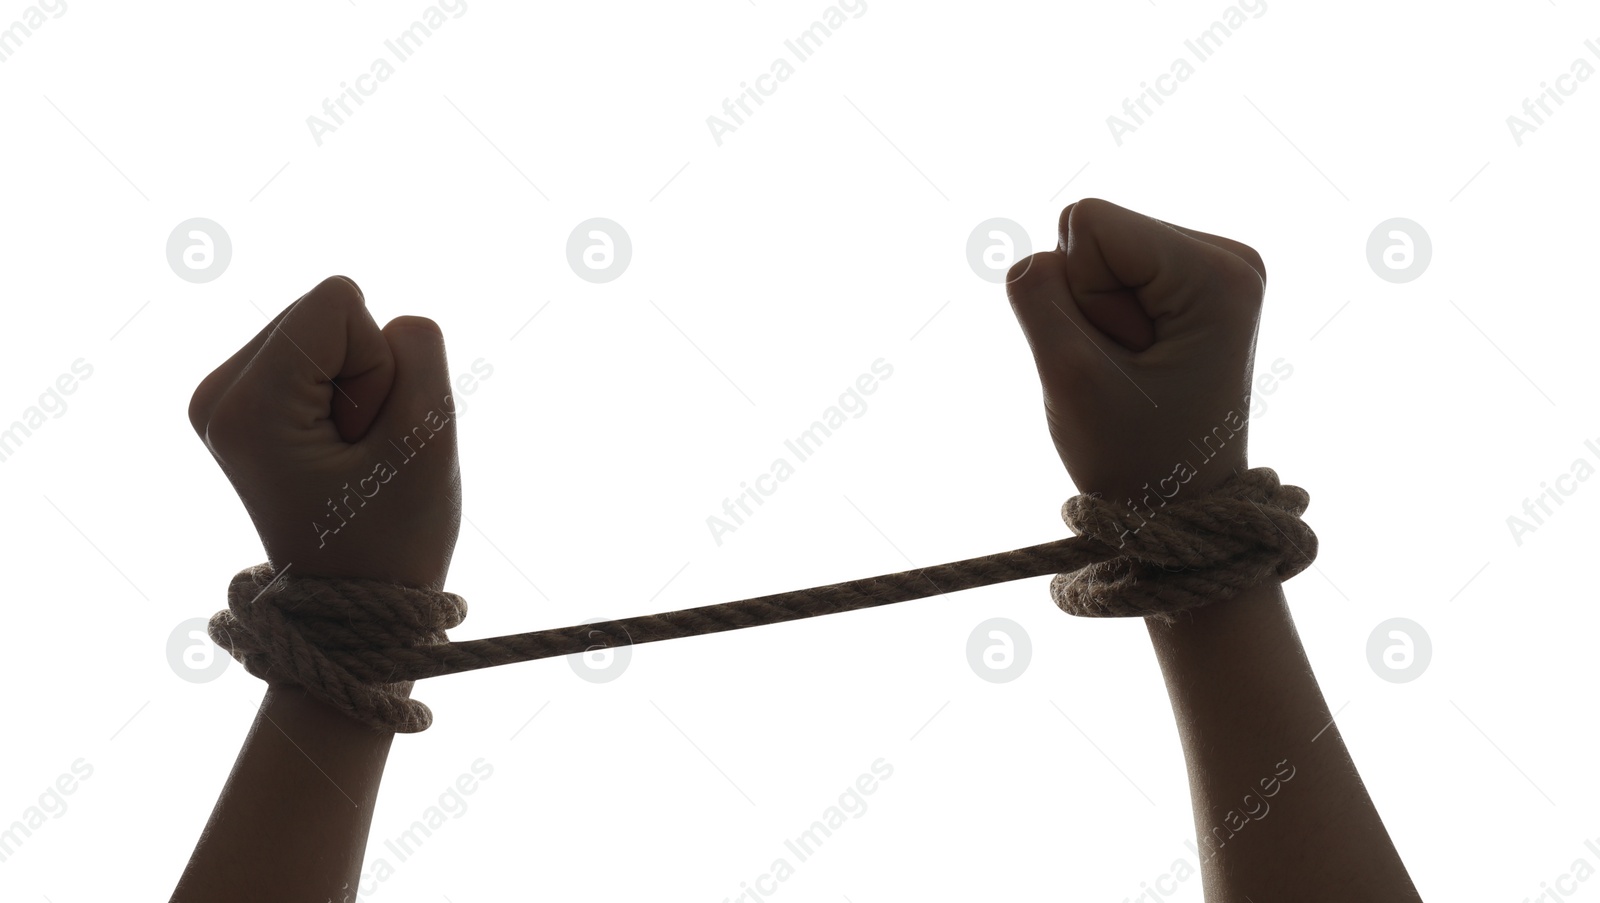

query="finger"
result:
[1057,200,1265,284]
[1058,198,1258,349]
[1054,199,1156,351]
[1054,200,1080,250]
[1050,201,1150,351]
[1151,222,1266,289]
[188,281,328,438]
[358,316,456,466]
[226,275,395,444]
[1005,249,1117,392]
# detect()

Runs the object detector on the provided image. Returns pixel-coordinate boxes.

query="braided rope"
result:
[208,467,1316,732]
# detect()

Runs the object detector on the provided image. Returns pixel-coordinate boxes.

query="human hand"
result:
[187,275,462,590]
[1005,198,1269,507]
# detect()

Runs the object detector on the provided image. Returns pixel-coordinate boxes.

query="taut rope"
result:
[208,467,1317,731]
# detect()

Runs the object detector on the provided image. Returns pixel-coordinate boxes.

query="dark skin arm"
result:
[172,204,1420,900]
[172,684,403,901]
[174,275,460,902]
[1150,581,1419,899]
[1007,198,1421,900]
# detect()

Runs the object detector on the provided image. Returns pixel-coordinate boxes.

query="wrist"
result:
[1144,578,1288,649]
[264,681,411,740]
[1142,578,1325,757]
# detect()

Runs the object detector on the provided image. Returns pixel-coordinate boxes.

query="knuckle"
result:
[1055,200,1082,243]
[1061,198,1104,240]
[295,275,365,321]
[187,379,215,438]
[187,366,234,439]
[321,280,365,315]
[1070,197,1113,222]
[328,274,364,303]
[1231,241,1268,287]
[1211,248,1267,308]
[1005,251,1057,297]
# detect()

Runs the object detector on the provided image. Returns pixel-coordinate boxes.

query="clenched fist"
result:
[187,275,462,590]
[1006,198,1269,508]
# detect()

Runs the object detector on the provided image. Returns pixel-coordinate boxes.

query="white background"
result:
[2,1,1598,900]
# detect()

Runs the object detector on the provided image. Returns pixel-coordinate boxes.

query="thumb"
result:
[358,316,457,465]
[1004,249,1107,389]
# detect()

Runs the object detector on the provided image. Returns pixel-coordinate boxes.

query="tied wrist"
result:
[199,467,1316,732]
[208,566,466,733]
[1051,467,1317,624]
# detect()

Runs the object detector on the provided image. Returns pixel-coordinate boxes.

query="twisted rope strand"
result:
[208,467,1317,732]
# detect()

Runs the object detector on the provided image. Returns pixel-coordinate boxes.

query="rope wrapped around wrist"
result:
[207,467,1316,732]
[1052,466,1317,621]
[208,570,466,733]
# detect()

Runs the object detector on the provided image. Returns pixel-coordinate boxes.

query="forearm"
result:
[171,682,401,902]
[1147,581,1421,900]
